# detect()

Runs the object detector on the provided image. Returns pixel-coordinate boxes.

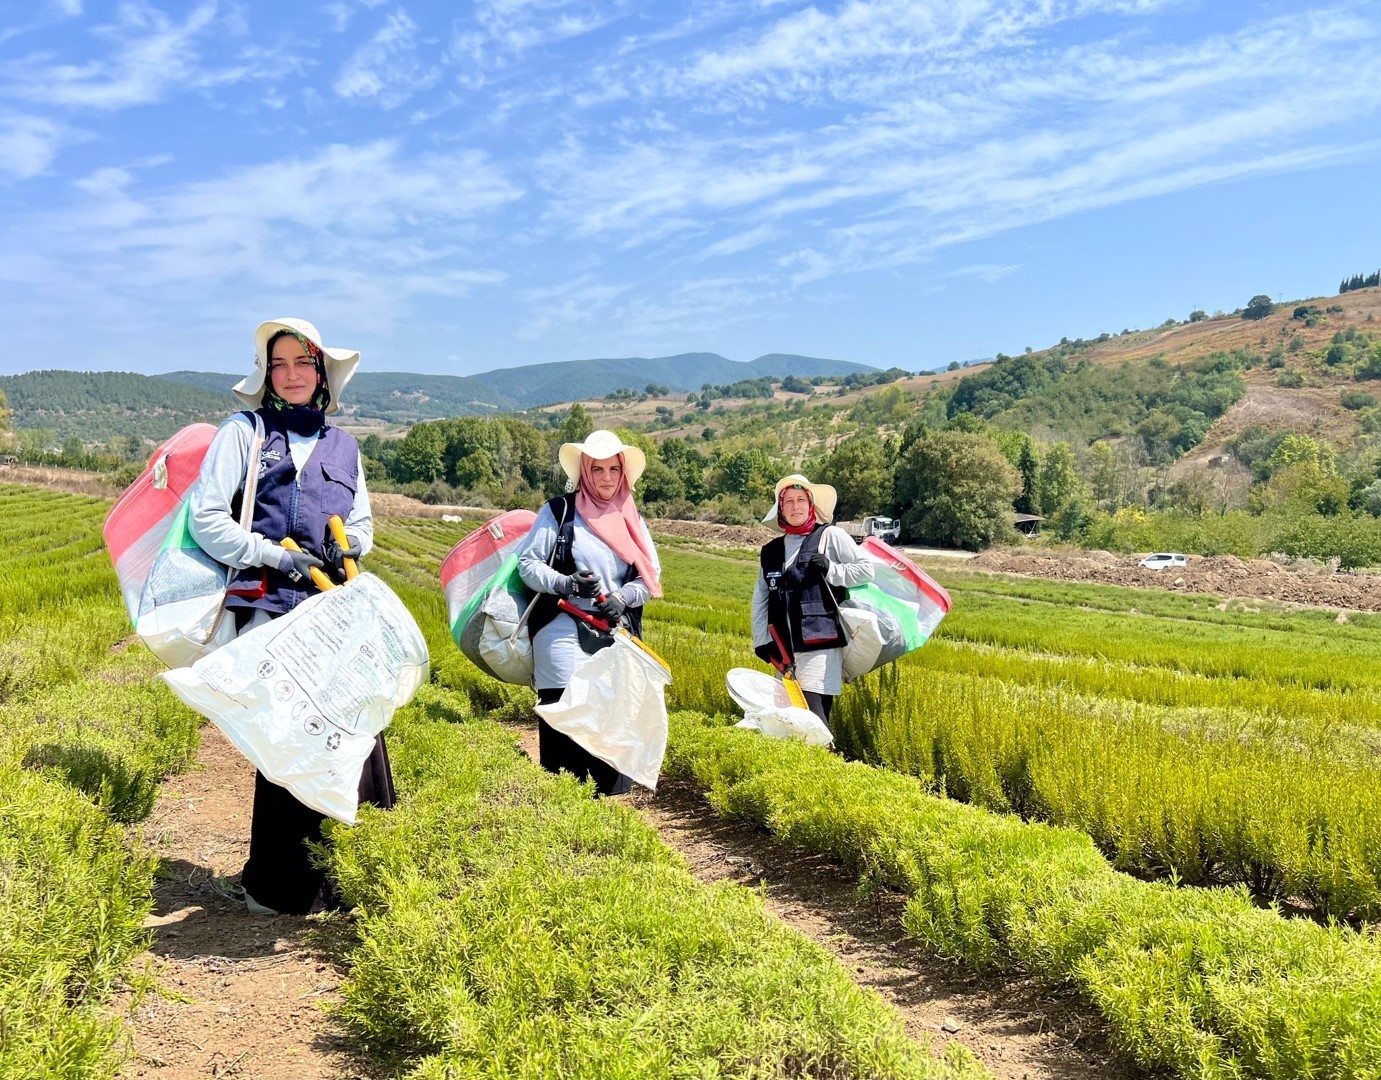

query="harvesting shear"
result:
[768,625,811,710]
[281,537,337,592]
[557,597,672,676]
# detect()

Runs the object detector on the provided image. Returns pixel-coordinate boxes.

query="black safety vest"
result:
[528,493,645,639]
[760,525,847,655]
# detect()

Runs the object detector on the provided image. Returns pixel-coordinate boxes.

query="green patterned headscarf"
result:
[261,330,330,434]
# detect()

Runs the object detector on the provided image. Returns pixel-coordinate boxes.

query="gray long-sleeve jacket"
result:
[751,524,874,695]
[187,412,374,573]
[519,501,659,691]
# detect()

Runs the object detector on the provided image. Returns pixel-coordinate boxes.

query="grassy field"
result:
[7,483,1381,1078]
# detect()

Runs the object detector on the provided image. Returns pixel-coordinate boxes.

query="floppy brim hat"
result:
[559,429,647,489]
[761,473,838,528]
[232,318,360,415]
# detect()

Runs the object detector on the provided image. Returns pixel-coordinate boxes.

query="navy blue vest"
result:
[226,410,361,615]
[761,525,847,655]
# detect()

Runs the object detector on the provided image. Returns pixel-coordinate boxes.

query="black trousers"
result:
[536,687,632,796]
[241,734,395,914]
[233,609,397,914]
[802,690,835,730]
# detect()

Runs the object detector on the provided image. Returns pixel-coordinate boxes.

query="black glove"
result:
[570,569,601,599]
[557,569,599,598]
[279,547,324,585]
[807,552,831,576]
[755,642,782,668]
[324,533,362,583]
[595,590,627,622]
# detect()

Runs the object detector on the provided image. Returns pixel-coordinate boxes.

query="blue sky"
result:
[2,0,1379,380]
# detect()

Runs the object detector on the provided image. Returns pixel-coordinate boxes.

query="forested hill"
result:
[157,352,875,423]
[0,370,233,443]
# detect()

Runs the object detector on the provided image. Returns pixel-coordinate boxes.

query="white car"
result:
[1138,552,1187,571]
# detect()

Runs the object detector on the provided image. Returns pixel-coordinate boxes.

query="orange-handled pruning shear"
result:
[328,514,359,581]
[768,625,810,710]
[281,537,336,592]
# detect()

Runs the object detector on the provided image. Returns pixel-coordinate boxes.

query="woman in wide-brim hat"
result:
[519,429,661,795]
[187,317,395,916]
[751,474,874,732]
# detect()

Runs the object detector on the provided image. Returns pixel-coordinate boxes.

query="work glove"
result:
[807,552,831,576]
[595,590,627,622]
[279,547,325,585]
[754,641,782,668]
[569,568,602,599]
[324,533,362,583]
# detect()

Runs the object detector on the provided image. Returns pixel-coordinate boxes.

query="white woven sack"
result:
[725,667,833,747]
[535,634,671,790]
[162,574,429,823]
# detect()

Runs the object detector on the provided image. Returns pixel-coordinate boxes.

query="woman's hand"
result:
[595,590,627,621]
[279,548,325,585]
[807,553,831,576]
[324,533,362,583]
[558,569,600,598]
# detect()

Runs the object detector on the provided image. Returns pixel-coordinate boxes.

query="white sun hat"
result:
[761,473,838,527]
[558,429,648,489]
[232,318,360,415]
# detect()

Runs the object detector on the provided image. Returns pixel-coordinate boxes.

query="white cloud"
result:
[2,140,522,345]
[1,3,242,110]
[334,8,440,106]
[0,112,72,178]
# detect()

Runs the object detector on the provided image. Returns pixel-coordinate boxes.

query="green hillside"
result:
[157,352,876,423]
[0,370,233,443]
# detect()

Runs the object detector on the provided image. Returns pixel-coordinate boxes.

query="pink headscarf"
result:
[576,453,662,597]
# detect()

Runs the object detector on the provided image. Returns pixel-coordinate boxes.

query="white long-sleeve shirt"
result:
[519,501,659,691]
[751,524,875,695]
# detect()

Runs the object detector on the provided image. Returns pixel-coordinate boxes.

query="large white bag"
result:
[162,574,429,823]
[725,667,833,747]
[535,634,671,790]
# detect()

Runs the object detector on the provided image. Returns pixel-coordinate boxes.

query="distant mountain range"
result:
[160,351,877,419]
[2,352,878,441]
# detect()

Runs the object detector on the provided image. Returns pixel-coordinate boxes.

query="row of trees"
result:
[1340,271,1380,294]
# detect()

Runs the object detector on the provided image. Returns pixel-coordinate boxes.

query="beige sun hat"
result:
[232,318,360,415]
[761,473,838,528]
[559,429,648,489]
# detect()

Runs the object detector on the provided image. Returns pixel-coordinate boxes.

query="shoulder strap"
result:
[237,412,264,532]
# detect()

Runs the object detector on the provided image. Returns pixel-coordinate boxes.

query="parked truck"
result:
[837,515,901,544]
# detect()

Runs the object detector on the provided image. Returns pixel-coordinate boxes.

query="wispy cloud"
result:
[1,140,522,349]
[0,112,73,178]
[0,3,244,110]
[334,8,439,106]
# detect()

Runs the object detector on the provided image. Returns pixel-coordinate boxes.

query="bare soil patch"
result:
[648,517,775,547]
[115,725,366,1080]
[965,549,1381,611]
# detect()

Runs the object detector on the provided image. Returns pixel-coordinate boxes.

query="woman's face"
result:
[780,486,813,527]
[588,456,623,500]
[268,335,320,406]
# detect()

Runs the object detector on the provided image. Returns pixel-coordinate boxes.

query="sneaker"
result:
[209,877,280,916]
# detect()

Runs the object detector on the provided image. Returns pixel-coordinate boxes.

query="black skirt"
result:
[240,732,395,915]
[535,687,632,796]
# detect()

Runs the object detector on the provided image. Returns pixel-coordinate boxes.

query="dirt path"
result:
[117,725,364,1080]
[507,723,1144,1080]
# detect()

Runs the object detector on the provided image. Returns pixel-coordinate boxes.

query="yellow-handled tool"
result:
[281,537,336,591]
[328,514,359,581]
[769,625,810,710]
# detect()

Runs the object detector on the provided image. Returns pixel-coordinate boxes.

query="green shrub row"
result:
[832,663,1381,918]
[325,685,983,1080]
[0,484,202,1077]
[665,713,1381,1080]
